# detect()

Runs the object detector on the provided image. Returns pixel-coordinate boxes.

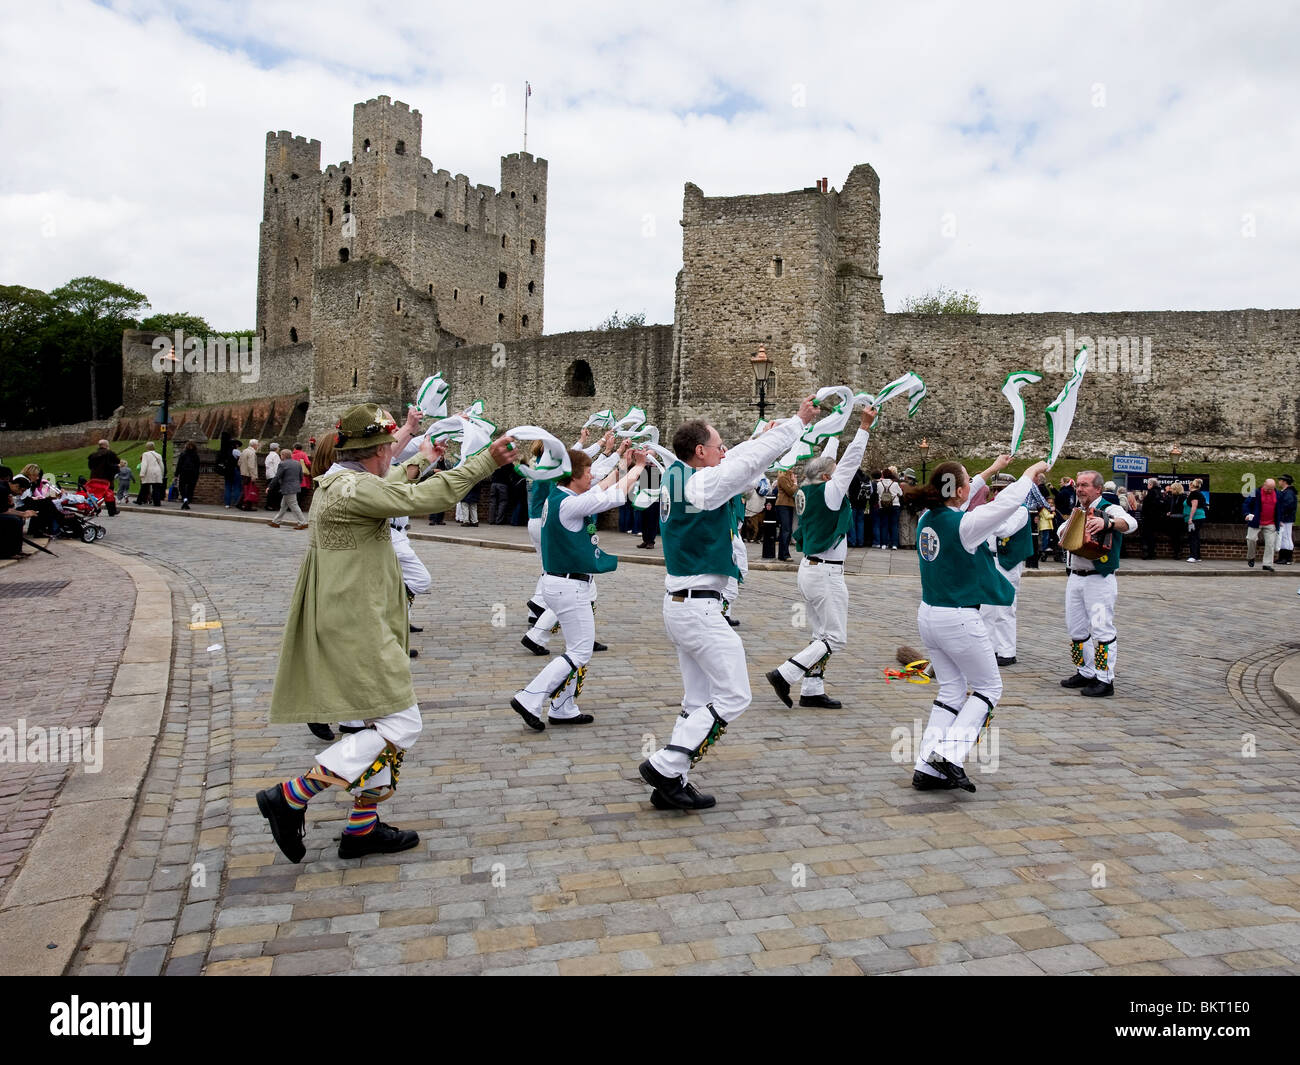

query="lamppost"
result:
[161,346,178,492]
[919,437,930,484]
[750,344,771,421]
[1169,442,1182,477]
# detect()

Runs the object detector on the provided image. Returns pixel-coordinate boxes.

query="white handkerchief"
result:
[415,374,449,418]
[1001,370,1044,455]
[1045,346,1090,468]
[509,426,572,481]
[873,372,927,417]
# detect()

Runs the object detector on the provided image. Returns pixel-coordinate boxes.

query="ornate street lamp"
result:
[1169,442,1182,476]
[161,345,179,489]
[750,345,772,421]
[919,437,930,484]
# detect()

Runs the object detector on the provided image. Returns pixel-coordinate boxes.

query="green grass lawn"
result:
[0,440,190,491]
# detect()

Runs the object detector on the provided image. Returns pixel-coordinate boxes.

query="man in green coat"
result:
[257,402,516,863]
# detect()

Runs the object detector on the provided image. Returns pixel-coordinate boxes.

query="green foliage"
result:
[897,287,980,315]
[140,311,214,336]
[595,309,647,330]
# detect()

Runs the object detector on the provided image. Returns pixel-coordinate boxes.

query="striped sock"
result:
[281,772,329,810]
[345,801,379,836]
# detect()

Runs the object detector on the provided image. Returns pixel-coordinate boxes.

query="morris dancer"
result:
[511,445,647,730]
[978,475,1037,666]
[522,432,620,655]
[1060,470,1138,698]
[907,455,1050,793]
[257,403,516,863]
[766,405,875,709]
[639,395,817,811]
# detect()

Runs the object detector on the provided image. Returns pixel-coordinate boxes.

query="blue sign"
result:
[1111,454,1148,473]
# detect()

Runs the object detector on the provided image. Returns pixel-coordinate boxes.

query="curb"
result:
[1274,652,1300,716]
[0,545,174,976]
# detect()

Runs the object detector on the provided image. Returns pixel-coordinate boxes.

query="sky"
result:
[2,0,1297,333]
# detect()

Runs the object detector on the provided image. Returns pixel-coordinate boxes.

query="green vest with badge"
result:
[794,479,852,557]
[660,461,742,580]
[541,483,618,575]
[996,514,1037,571]
[917,506,1014,607]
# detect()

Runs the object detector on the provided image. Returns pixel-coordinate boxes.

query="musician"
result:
[1060,470,1138,698]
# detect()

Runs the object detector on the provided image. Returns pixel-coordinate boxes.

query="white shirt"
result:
[556,481,627,531]
[574,438,603,459]
[950,475,1035,554]
[265,452,282,480]
[668,416,808,592]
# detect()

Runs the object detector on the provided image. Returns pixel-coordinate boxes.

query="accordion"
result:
[1059,506,1111,560]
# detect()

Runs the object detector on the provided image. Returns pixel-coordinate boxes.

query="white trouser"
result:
[914,604,1002,774]
[516,575,595,719]
[1246,526,1277,566]
[778,559,848,696]
[315,705,422,792]
[1065,571,1119,683]
[979,562,1023,659]
[650,593,751,781]
[1279,522,1294,551]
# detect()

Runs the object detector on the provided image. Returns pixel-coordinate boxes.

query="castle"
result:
[115,95,1300,464]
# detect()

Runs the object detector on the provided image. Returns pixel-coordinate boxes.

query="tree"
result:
[596,309,646,330]
[140,311,213,337]
[897,287,980,314]
[0,286,56,429]
[50,277,150,420]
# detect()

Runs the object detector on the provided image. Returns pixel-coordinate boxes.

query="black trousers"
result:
[179,473,199,504]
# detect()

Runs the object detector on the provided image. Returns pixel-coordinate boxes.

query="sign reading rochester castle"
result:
[120,95,1298,460]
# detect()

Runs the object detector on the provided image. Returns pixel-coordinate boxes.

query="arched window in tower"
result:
[428,284,433,296]
[498,271,507,289]
[396,298,401,311]
[290,173,299,181]
[339,248,349,263]
[498,313,505,323]
[290,327,298,343]
[530,239,537,255]
[342,177,351,196]
[293,257,299,272]
[532,194,538,203]
[327,207,334,225]
[394,140,406,155]
[453,289,458,301]
[362,139,371,153]
[356,295,361,309]
[773,256,783,278]
[521,314,529,327]
[343,201,350,214]
[510,191,516,199]
[352,367,358,388]
[479,295,484,305]
[294,216,300,228]
[564,360,596,398]
[434,210,443,218]
[501,234,507,248]
[291,297,298,309]
[527,281,534,294]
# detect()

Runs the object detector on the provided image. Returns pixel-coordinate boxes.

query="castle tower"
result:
[835,164,885,389]
[348,96,424,258]
[256,133,322,352]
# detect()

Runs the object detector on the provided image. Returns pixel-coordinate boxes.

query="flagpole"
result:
[523,80,529,154]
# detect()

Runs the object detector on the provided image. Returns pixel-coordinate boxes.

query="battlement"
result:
[357,94,420,118]
[265,132,322,182]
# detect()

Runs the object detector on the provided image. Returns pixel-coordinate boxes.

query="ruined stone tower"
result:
[255,95,548,435]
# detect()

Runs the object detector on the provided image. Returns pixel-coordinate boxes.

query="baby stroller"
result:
[55,478,108,542]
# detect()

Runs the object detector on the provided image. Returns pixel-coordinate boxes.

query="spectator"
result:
[1023,471,1051,570]
[1276,474,1296,566]
[877,466,902,549]
[775,468,798,561]
[1243,477,1279,571]
[87,439,120,516]
[15,468,62,537]
[457,476,482,527]
[508,463,529,525]
[425,454,449,524]
[1139,478,1163,559]
[489,463,511,524]
[848,467,869,547]
[264,443,282,512]
[138,442,164,506]
[268,448,309,530]
[221,436,242,508]
[1164,482,1185,559]
[1184,477,1208,563]
[291,443,311,492]
[2,467,33,558]
[1037,497,1056,562]
[237,439,260,510]
[116,460,133,502]
[176,442,200,511]
[1052,477,1076,562]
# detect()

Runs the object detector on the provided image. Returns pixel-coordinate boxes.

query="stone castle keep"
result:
[116,94,1300,463]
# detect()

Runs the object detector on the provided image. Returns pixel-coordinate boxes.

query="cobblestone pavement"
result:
[66,511,1300,975]
[0,548,133,892]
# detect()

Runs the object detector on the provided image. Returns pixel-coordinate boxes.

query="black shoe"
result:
[638,760,716,810]
[1080,680,1114,698]
[995,655,1017,666]
[256,785,306,863]
[521,635,548,656]
[725,616,740,627]
[307,722,335,741]
[928,756,976,793]
[1263,566,1275,572]
[548,714,594,725]
[337,821,420,860]
[1060,672,1092,689]
[592,641,608,652]
[511,697,545,731]
[799,694,842,708]
[1248,559,1255,567]
[181,503,191,511]
[912,770,959,791]
[409,624,423,633]
[765,669,793,708]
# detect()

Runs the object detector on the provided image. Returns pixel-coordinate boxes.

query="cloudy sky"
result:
[2,0,1297,333]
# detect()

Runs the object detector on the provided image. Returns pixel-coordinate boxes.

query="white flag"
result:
[1044,346,1089,468]
[1001,370,1044,455]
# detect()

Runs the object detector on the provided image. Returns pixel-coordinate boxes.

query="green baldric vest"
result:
[794,479,852,557]
[660,461,742,580]
[540,483,618,575]
[917,506,1014,608]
